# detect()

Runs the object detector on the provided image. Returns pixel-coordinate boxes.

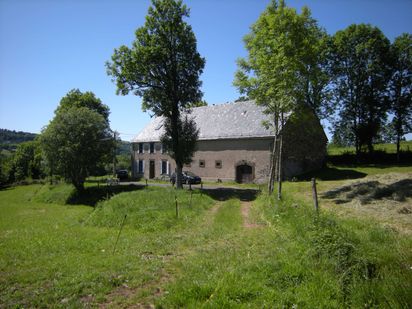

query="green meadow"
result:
[1,177,411,307]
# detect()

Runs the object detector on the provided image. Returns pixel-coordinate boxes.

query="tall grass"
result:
[159,192,412,308]
[256,193,412,307]
[0,185,214,308]
[2,184,411,307]
[87,187,214,232]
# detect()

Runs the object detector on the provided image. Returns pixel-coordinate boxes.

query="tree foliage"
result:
[40,105,113,192]
[55,89,110,122]
[160,115,199,166]
[330,24,391,155]
[0,152,15,185]
[388,33,412,161]
[188,100,207,108]
[234,0,328,196]
[107,0,205,188]
[13,140,44,181]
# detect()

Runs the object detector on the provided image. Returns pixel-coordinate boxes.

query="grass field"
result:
[1,169,411,307]
[327,140,412,155]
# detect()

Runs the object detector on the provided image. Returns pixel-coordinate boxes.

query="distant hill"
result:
[1,128,131,155]
[118,140,131,155]
[0,129,38,151]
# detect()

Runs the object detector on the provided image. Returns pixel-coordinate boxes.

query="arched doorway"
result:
[236,164,253,183]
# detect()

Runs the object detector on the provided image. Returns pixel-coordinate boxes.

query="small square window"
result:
[199,160,205,168]
[215,160,222,168]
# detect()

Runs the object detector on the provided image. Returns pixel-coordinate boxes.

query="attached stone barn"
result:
[131,101,327,183]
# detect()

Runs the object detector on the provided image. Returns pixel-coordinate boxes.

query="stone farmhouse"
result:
[131,101,327,183]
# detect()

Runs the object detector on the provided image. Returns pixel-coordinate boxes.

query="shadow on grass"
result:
[0,184,12,191]
[297,166,367,181]
[201,188,260,202]
[67,184,145,207]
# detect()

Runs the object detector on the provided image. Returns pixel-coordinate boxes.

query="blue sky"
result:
[0,0,411,141]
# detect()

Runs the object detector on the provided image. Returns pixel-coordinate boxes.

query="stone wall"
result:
[132,138,272,183]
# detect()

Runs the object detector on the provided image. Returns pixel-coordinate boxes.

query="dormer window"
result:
[150,142,155,154]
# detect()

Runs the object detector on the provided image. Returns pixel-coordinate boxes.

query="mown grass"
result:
[1,181,411,308]
[291,164,412,234]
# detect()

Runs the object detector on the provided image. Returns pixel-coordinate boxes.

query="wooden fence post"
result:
[175,195,179,219]
[190,190,193,208]
[312,178,319,213]
[113,214,127,254]
[200,182,203,197]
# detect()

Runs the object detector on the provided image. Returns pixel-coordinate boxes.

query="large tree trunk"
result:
[268,114,279,195]
[170,105,183,189]
[73,179,84,193]
[268,134,278,194]
[396,134,401,163]
[175,163,183,189]
[367,140,374,155]
[277,113,284,201]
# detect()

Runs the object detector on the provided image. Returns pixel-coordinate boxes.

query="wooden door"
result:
[236,164,253,183]
[149,160,155,179]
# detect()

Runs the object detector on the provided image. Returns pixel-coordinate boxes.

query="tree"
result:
[107,0,205,189]
[188,100,207,107]
[388,33,412,162]
[13,140,44,181]
[0,152,14,185]
[330,24,391,156]
[40,106,113,192]
[234,0,328,197]
[55,89,110,122]
[160,115,199,168]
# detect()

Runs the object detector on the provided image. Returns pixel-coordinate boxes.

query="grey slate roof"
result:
[131,100,276,143]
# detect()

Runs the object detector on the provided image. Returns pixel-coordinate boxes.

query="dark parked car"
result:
[116,169,129,180]
[170,171,201,185]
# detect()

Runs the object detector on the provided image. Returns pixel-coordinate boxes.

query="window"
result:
[138,143,143,154]
[199,160,205,168]
[215,160,222,168]
[161,143,167,154]
[150,142,155,154]
[138,160,144,173]
[161,160,168,174]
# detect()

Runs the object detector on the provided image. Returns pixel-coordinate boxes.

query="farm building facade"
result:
[131,101,327,183]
